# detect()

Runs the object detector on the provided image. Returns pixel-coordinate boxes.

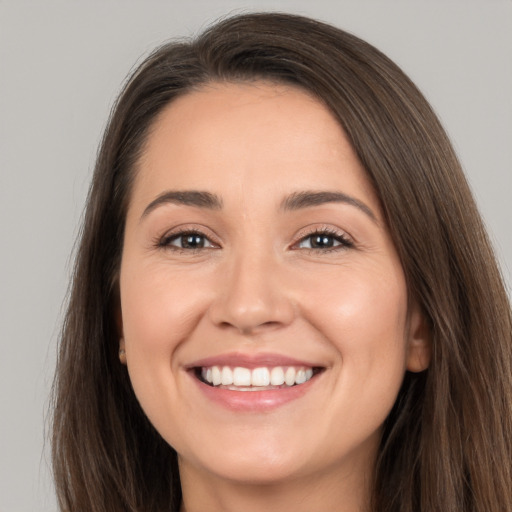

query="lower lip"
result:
[190,372,320,412]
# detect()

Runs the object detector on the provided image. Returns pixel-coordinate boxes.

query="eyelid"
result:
[290,224,354,250]
[152,223,354,252]
[155,224,222,249]
[168,232,215,249]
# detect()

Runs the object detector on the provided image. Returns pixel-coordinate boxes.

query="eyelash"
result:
[156,229,217,252]
[155,227,354,253]
[293,227,354,252]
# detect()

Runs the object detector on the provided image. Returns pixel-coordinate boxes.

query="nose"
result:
[208,249,295,335]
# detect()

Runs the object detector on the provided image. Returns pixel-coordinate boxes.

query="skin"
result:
[118,82,430,512]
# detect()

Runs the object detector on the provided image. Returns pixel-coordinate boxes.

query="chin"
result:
[179,435,310,485]
[202,456,304,485]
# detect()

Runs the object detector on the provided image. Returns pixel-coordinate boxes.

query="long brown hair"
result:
[51,12,512,511]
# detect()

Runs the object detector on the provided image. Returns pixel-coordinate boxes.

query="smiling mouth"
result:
[194,365,324,391]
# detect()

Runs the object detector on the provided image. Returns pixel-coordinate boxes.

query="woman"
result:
[51,12,512,512]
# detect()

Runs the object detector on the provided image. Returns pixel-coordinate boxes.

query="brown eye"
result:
[180,234,206,248]
[297,231,352,250]
[310,234,335,248]
[162,231,215,250]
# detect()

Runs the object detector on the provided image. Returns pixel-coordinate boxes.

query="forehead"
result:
[131,81,378,214]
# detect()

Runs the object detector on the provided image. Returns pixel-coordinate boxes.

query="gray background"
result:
[1,1,510,511]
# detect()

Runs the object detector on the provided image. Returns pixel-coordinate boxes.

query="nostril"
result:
[214,319,286,335]
[239,320,283,335]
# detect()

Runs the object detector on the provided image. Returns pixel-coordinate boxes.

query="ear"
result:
[405,301,431,373]
[114,293,127,364]
[118,338,127,365]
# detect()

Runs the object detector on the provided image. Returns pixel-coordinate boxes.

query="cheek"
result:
[316,260,407,339]
[120,262,207,352]
[300,262,409,389]
[118,260,215,441]
[118,260,212,410]
[303,265,409,448]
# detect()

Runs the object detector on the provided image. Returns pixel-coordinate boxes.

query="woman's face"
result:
[119,82,429,486]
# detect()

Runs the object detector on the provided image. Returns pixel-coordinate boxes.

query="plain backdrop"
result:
[1,1,510,510]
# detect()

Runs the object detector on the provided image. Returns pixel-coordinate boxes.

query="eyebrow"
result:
[141,190,223,219]
[141,189,377,223]
[280,190,377,222]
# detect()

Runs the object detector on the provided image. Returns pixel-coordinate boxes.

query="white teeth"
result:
[212,366,222,386]
[233,367,251,386]
[252,367,270,386]
[285,367,296,386]
[270,366,285,386]
[221,366,233,385]
[200,365,317,389]
[295,369,306,384]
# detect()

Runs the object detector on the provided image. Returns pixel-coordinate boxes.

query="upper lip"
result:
[185,351,324,370]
